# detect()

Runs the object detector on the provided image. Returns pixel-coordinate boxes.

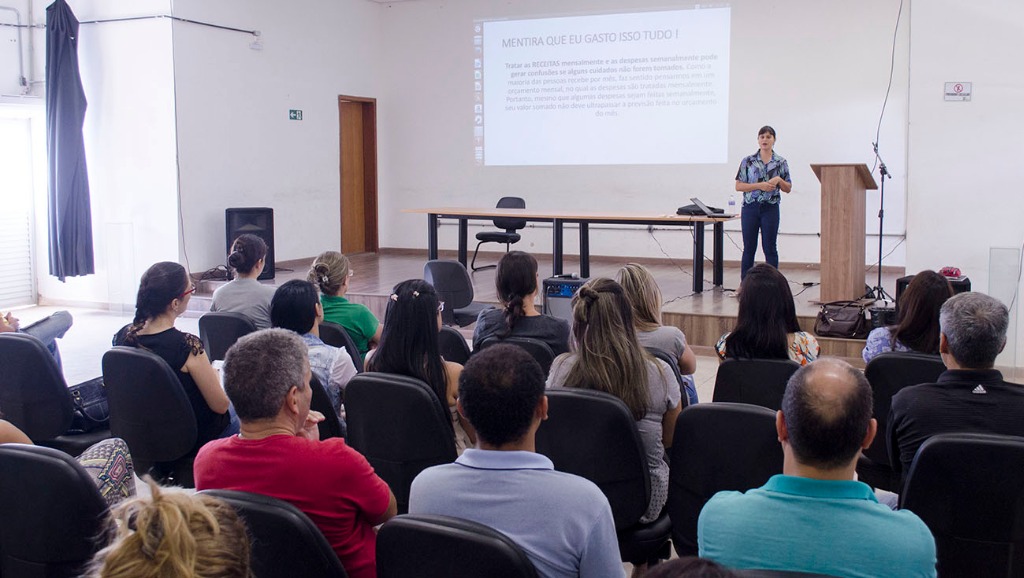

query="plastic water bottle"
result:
[728,194,737,215]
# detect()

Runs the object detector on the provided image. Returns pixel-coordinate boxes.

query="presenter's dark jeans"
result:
[740,201,780,279]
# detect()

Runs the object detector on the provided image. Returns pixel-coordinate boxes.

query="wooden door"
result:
[338,96,378,253]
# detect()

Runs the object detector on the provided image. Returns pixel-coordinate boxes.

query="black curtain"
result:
[46,0,94,281]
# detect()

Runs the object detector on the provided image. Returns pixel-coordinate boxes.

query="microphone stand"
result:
[863,142,895,303]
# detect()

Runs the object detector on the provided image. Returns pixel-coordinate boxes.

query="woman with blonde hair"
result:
[89,481,251,578]
[308,251,382,357]
[616,263,698,404]
[546,278,681,523]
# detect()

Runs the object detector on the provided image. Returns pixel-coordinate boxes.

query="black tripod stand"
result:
[863,141,895,303]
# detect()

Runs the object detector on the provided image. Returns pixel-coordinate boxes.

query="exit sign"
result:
[289,109,303,120]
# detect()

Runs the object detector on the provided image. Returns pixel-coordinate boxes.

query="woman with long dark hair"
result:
[546,278,681,524]
[472,251,569,355]
[210,233,276,329]
[114,262,236,452]
[366,279,473,451]
[715,263,819,365]
[862,270,954,363]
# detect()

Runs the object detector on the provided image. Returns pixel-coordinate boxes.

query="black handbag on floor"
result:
[814,300,870,339]
[67,376,110,434]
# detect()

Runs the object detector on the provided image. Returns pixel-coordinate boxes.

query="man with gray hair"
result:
[194,328,396,578]
[889,291,1024,486]
[699,359,936,577]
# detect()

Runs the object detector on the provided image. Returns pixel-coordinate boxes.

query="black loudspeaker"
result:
[543,276,587,323]
[895,273,971,316]
[225,208,274,280]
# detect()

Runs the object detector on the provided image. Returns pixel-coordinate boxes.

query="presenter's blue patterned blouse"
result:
[736,151,791,205]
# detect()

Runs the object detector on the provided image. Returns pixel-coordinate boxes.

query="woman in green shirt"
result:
[308,251,382,356]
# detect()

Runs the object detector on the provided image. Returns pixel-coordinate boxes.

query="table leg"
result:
[553,219,564,276]
[713,221,724,287]
[428,214,438,260]
[580,222,590,278]
[458,219,468,267]
[693,222,705,293]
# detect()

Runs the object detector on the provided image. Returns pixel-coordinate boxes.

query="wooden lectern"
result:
[812,164,878,303]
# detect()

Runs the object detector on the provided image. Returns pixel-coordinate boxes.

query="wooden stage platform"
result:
[195,249,905,366]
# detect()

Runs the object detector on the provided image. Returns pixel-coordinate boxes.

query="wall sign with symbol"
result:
[943,82,971,102]
[289,109,303,120]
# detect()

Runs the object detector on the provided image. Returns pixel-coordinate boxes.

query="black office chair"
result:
[377,514,538,578]
[102,346,198,487]
[423,260,492,327]
[344,373,457,513]
[858,351,945,491]
[668,403,783,557]
[438,326,471,365]
[471,196,527,271]
[711,358,802,410]
[478,336,556,375]
[309,374,344,440]
[901,433,1024,577]
[645,347,690,408]
[0,332,112,456]
[198,311,258,361]
[535,388,671,566]
[319,321,364,372]
[201,489,349,578]
[0,444,110,578]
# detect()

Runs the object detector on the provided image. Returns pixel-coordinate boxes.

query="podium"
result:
[812,164,878,302]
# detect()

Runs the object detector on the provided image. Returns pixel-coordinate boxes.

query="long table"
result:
[404,207,737,293]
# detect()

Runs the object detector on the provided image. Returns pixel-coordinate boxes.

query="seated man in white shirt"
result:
[409,344,624,578]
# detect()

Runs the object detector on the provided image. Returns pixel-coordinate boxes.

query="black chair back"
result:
[309,374,344,440]
[863,351,944,466]
[344,373,457,513]
[536,388,649,528]
[319,321,364,372]
[479,336,556,375]
[437,326,471,365]
[377,514,538,578]
[712,358,801,410]
[645,347,689,408]
[199,311,257,361]
[201,489,349,578]
[668,403,783,557]
[0,444,109,578]
[102,346,198,486]
[902,433,1024,577]
[493,196,527,232]
[424,260,489,326]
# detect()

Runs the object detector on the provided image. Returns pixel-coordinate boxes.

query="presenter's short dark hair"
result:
[758,125,776,138]
[458,344,545,446]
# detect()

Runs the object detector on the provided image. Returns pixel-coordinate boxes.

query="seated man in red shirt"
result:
[194,328,396,578]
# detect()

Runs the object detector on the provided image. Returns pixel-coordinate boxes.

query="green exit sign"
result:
[289,109,303,120]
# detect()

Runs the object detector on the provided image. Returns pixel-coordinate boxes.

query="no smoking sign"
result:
[944,81,972,102]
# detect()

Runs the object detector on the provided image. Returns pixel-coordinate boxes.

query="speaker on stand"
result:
[225,208,275,280]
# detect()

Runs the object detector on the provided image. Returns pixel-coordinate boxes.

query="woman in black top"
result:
[114,262,235,452]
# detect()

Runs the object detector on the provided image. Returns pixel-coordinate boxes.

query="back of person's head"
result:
[725,263,800,360]
[566,278,651,420]
[939,292,1008,368]
[459,344,545,447]
[223,328,309,421]
[893,270,954,354]
[495,251,538,337]
[366,279,450,414]
[644,556,739,578]
[270,280,319,335]
[118,262,190,345]
[90,481,251,578]
[308,251,349,296]
[782,358,873,470]
[226,234,267,277]
[615,262,664,332]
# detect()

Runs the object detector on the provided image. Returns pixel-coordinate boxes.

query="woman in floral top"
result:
[862,270,953,363]
[716,264,819,365]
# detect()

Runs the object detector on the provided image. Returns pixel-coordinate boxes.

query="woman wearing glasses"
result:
[114,262,238,452]
[308,251,382,359]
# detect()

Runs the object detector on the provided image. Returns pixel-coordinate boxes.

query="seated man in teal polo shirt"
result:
[698,359,936,578]
[409,344,624,578]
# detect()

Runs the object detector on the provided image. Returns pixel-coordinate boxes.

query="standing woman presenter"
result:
[735,125,792,280]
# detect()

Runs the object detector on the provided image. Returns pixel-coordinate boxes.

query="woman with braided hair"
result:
[471,251,569,355]
[308,251,382,359]
[546,278,681,524]
[114,262,237,454]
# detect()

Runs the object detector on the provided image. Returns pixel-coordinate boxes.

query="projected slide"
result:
[475,8,730,166]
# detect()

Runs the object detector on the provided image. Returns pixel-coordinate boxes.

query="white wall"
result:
[906,0,1024,366]
[170,0,385,272]
[376,0,910,267]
